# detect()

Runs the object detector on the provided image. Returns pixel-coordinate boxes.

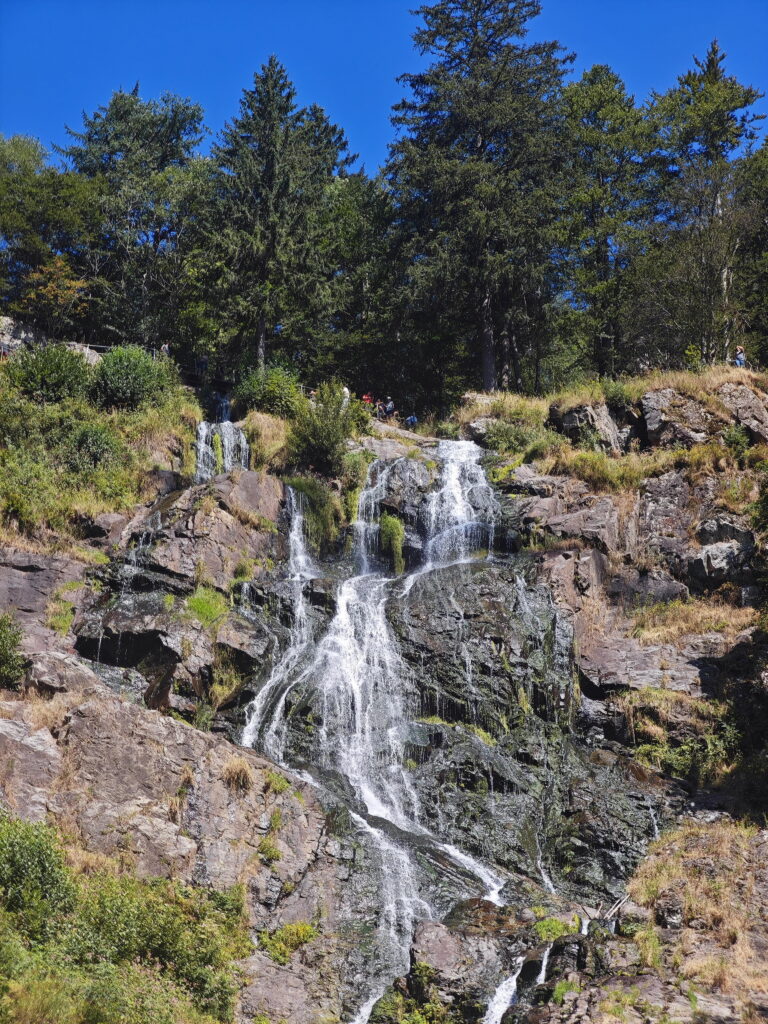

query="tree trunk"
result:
[257,314,266,371]
[480,292,496,391]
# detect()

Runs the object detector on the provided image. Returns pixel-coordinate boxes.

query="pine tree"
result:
[388,0,571,391]
[211,57,351,370]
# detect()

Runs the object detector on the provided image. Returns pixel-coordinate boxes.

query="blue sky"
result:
[1,0,766,172]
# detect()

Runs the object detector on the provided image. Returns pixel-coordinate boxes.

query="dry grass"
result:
[64,845,121,876]
[241,410,289,470]
[456,390,549,427]
[24,692,72,733]
[631,598,756,646]
[629,819,767,995]
[222,755,256,793]
[616,688,727,740]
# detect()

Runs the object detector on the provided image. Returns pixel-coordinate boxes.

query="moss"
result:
[533,916,572,941]
[380,512,405,574]
[212,432,224,475]
[186,586,229,630]
[258,922,317,965]
[465,724,496,746]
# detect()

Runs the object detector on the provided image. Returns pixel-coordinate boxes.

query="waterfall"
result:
[242,442,508,1020]
[536,944,552,984]
[482,958,525,1024]
[194,421,250,483]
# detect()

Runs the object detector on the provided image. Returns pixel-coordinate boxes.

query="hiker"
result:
[376,399,386,420]
[734,346,746,368]
[384,396,396,419]
[342,384,350,408]
[404,413,418,429]
[362,392,373,406]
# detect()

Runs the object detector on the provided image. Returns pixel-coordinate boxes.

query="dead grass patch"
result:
[629,819,767,995]
[241,410,289,470]
[632,598,756,646]
[24,692,72,733]
[222,755,255,793]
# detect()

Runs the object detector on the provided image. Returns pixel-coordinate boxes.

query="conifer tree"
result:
[388,0,571,391]
[211,57,351,370]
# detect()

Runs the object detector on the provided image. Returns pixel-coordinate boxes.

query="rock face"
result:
[0,661,386,1024]
[548,402,621,452]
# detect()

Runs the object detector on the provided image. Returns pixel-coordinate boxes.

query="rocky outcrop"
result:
[716,380,768,443]
[640,388,712,447]
[547,402,621,452]
[0,665,388,1024]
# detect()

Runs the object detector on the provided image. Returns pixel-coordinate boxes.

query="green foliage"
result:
[380,512,405,574]
[532,916,572,942]
[265,770,290,795]
[284,475,341,550]
[6,345,90,403]
[0,811,250,1023]
[92,347,175,410]
[552,980,581,1005]
[288,381,367,476]
[234,366,300,418]
[0,613,24,689]
[256,837,281,866]
[722,423,751,462]
[186,586,229,629]
[212,432,224,474]
[258,922,317,965]
[65,423,122,472]
[0,815,75,940]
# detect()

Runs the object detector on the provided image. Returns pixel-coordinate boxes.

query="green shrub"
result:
[722,423,751,463]
[0,613,24,689]
[265,770,290,794]
[0,814,76,940]
[552,980,581,1005]
[257,837,281,865]
[7,344,90,403]
[258,922,317,965]
[234,366,300,418]
[288,381,366,476]
[380,512,405,574]
[485,420,540,455]
[284,475,342,550]
[92,347,175,410]
[65,423,123,472]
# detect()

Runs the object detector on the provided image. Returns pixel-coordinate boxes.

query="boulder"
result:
[549,402,621,452]
[717,381,768,443]
[640,389,711,448]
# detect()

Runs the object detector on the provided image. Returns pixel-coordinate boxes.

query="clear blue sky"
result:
[1,0,766,172]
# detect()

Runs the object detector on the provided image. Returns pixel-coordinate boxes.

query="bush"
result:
[258,922,317,965]
[91,347,175,410]
[234,366,300,418]
[288,381,366,476]
[0,613,24,690]
[722,423,751,463]
[6,344,90,403]
[0,815,76,940]
[65,423,123,472]
[185,587,229,629]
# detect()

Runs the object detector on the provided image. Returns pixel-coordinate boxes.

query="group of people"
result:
[361,393,418,429]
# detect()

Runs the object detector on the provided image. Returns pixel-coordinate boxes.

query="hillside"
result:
[1,352,767,1022]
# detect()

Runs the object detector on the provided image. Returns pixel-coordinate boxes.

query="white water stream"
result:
[243,442,513,1021]
[482,958,525,1024]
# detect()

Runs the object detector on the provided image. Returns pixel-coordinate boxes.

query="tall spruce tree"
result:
[211,57,351,370]
[560,66,659,376]
[388,0,570,391]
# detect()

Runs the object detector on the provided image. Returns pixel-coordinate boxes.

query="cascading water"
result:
[243,441,511,1020]
[482,958,525,1024]
[194,421,250,483]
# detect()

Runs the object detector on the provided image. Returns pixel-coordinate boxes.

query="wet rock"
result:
[0,547,86,625]
[24,651,103,696]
